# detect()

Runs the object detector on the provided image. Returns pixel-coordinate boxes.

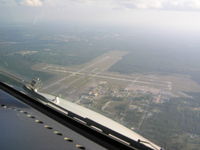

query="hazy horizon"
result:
[1,0,200,32]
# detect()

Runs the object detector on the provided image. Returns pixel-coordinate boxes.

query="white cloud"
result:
[114,0,200,10]
[11,0,200,10]
[19,0,43,7]
[115,0,163,9]
[65,0,200,10]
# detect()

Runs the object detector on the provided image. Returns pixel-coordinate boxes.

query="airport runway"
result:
[40,51,171,95]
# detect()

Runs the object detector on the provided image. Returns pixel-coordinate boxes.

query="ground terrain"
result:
[1,25,200,150]
[33,50,200,150]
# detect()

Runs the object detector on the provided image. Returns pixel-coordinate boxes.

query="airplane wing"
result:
[0,81,160,150]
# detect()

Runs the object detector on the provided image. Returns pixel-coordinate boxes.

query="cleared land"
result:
[33,51,200,100]
[33,50,200,150]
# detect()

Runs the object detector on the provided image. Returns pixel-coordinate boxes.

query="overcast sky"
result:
[1,0,200,31]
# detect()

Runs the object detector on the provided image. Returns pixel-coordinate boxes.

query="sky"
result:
[1,0,200,31]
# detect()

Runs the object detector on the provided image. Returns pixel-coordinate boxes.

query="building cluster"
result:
[79,81,109,104]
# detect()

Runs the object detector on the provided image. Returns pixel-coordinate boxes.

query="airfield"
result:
[3,49,199,150]
[33,50,200,132]
[35,50,170,94]
[33,50,200,101]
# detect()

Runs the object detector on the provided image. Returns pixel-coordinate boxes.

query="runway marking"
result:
[44,67,169,89]
[43,55,110,90]
[52,67,106,95]
[41,51,171,94]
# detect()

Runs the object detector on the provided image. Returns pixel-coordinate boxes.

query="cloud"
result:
[118,0,200,10]
[17,0,43,7]
[163,0,200,10]
[67,0,200,11]
[115,0,163,9]
[10,0,200,10]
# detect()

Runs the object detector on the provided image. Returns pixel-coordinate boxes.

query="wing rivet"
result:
[35,119,43,124]
[53,131,63,136]
[76,144,86,150]
[44,125,53,129]
[64,137,73,142]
